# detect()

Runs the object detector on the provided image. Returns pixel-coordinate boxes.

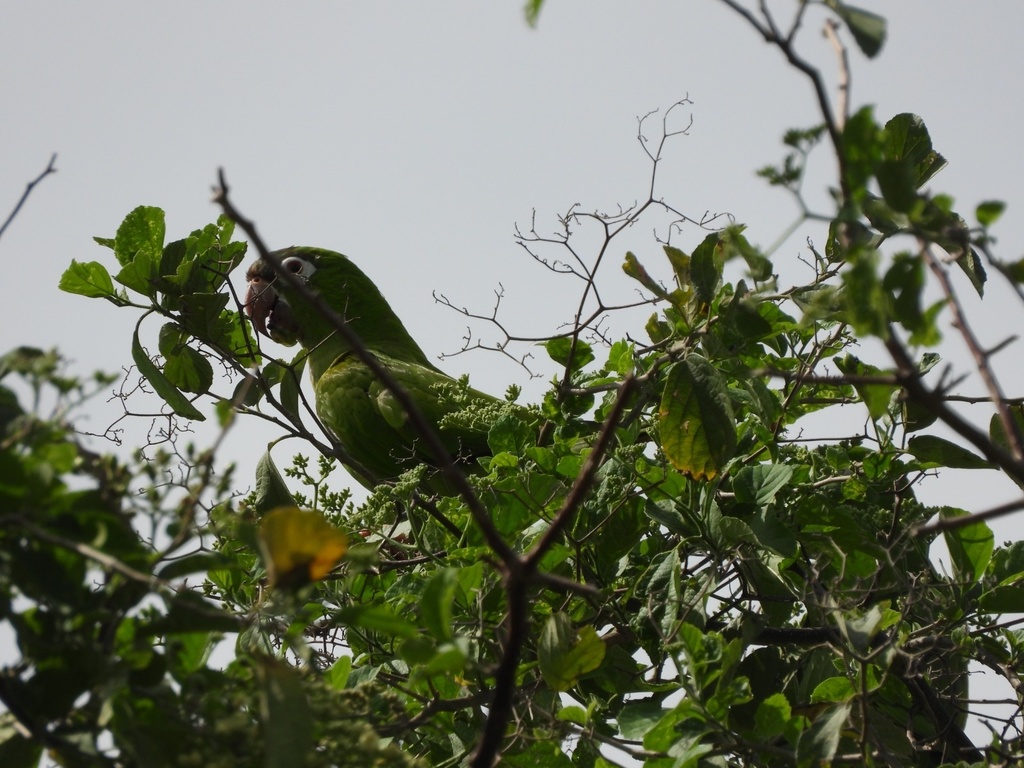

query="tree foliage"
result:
[4,3,1024,767]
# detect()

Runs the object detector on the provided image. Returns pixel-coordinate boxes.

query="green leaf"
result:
[257,658,314,768]
[796,703,850,767]
[279,354,306,418]
[638,550,684,639]
[398,635,437,665]
[991,541,1024,584]
[419,639,470,676]
[980,585,1024,613]
[955,246,987,298]
[544,337,594,374]
[421,567,458,642]
[58,260,116,299]
[645,315,672,344]
[690,232,724,306]
[623,251,670,299]
[663,244,690,288]
[131,327,205,421]
[883,113,946,189]
[617,699,666,740]
[524,0,545,27]
[157,551,234,580]
[941,508,994,584]
[143,593,240,636]
[114,206,166,267]
[884,253,943,346]
[830,2,886,58]
[834,354,896,420]
[488,412,535,456]
[729,229,773,282]
[501,744,573,768]
[324,655,351,690]
[605,340,634,375]
[810,676,855,704]
[990,407,1024,455]
[252,451,295,514]
[754,693,792,740]
[178,292,231,341]
[556,705,588,726]
[159,324,213,394]
[643,500,689,537]
[875,158,917,213]
[842,254,889,338]
[538,614,606,692]
[114,251,158,297]
[732,464,794,508]
[167,632,214,679]
[907,435,993,469]
[659,356,737,480]
[976,200,1006,227]
[335,605,418,638]
[841,106,883,201]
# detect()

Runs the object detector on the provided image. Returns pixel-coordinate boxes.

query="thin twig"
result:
[912,497,1024,537]
[822,20,850,131]
[4,515,163,587]
[0,153,57,242]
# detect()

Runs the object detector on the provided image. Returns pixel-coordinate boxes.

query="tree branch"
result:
[0,153,57,243]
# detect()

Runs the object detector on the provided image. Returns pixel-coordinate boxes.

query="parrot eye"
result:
[281,256,315,278]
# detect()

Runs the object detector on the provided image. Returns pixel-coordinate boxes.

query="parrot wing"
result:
[314,351,499,490]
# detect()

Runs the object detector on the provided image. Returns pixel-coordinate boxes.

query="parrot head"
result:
[243,253,307,346]
[244,247,433,369]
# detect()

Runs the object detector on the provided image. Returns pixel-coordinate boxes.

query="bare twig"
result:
[0,153,57,242]
[822,20,850,130]
[4,515,163,588]
[912,497,1024,537]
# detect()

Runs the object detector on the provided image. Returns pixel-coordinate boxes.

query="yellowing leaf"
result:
[659,356,736,480]
[259,507,348,588]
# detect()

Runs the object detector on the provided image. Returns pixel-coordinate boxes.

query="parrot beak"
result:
[244,261,299,346]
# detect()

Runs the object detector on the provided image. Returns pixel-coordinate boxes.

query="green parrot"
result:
[244,247,503,490]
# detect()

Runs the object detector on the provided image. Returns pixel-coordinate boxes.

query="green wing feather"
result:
[315,352,497,489]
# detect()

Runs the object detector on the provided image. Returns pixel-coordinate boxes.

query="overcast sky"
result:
[3,0,1024,739]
